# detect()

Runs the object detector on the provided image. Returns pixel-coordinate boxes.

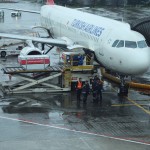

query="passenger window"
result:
[116,40,124,48]
[137,40,147,48]
[125,41,137,48]
[112,40,119,47]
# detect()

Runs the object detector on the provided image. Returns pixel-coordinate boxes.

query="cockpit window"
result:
[112,40,119,47]
[125,41,137,48]
[112,40,147,49]
[116,40,124,48]
[137,40,147,48]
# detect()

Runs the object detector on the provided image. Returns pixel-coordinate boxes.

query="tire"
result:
[1,51,6,58]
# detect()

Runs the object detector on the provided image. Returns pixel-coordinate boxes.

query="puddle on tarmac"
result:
[1,93,73,113]
[0,92,134,119]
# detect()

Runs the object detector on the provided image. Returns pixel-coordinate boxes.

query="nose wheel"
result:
[118,75,128,96]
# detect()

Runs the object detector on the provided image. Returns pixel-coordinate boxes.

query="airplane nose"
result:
[134,51,150,74]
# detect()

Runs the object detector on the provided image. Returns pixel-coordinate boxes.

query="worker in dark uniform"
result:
[97,79,103,104]
[82,80,90,104]
[91,75,100,103]
[73,54,78,66]
[78,53,84,65]
[93,75,100,82]
[91,79,98,103]
[75,78,83,102]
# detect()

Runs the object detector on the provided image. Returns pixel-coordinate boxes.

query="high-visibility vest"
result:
[77,81,82,89]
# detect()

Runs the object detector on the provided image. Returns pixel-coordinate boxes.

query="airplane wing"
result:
[0,8,40,14]
[0,33,86,50]
[0,33,67,47]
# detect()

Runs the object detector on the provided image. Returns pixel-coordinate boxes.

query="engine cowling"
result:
[19,46,43,56]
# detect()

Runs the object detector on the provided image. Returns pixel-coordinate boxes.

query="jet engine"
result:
[19,46,43,56]
[18,46,50,70]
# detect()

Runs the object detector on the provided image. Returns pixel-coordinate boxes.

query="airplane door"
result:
[98,30,112,56]
[52,17,61,37]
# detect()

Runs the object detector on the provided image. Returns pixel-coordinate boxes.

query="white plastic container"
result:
[18,55,50,70]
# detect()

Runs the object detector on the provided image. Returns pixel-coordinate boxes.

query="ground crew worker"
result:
[75,78,83,102]
[91,75,100,103]
[97,79,103,104]
[91,79,98,103]
[78,53,84,65]
[82,80,90,104]
[73,54,78,66]
[93,75,100,82]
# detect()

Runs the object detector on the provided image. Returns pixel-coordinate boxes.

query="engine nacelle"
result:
[19,46,43,56]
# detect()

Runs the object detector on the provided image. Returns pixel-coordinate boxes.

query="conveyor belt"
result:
[2,65,67,74]
[2,64,94,74]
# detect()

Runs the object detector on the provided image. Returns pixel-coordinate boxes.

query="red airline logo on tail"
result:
[47,0,54,5]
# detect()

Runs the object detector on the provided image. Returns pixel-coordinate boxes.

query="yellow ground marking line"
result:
[127,97,150,115]
[112,104,134,107]
[109,86,150,114]
[111,104,148,107]
[111,86,118,92]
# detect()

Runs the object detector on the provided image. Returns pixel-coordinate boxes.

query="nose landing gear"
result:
[118,75,129,96]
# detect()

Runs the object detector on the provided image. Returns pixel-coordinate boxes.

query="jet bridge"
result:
[130,17,150,46]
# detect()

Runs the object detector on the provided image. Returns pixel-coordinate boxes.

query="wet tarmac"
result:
[0,56,150,150]
[0,1,150,150]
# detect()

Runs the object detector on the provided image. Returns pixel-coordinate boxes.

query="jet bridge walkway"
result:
[130,17,150,46]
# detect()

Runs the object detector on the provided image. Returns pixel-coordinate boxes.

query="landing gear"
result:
[118,75,128,96]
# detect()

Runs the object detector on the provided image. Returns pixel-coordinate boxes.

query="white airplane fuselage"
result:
[40,5,150,75]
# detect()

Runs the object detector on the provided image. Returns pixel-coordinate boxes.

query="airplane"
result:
[0,0,150,94]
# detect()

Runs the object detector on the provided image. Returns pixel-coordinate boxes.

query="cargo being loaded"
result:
[18,46,50,70]
[18,55,50,70]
